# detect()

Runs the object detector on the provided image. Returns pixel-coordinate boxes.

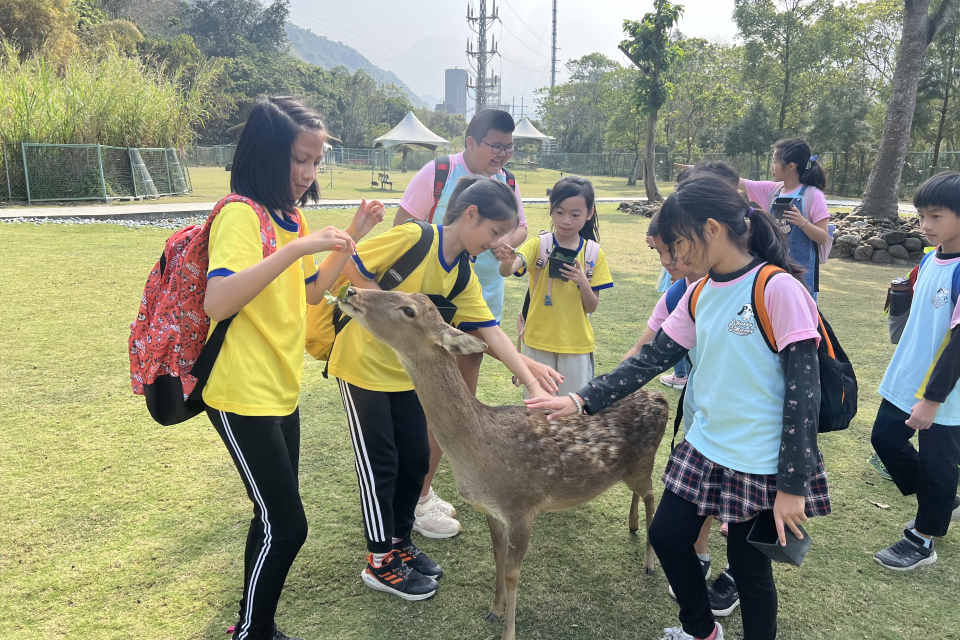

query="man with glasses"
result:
[392,109,531,538]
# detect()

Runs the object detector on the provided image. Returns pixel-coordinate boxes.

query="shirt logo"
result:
[933,287,951,309]
[728,303,758,336]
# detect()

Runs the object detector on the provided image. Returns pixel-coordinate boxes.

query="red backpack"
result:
[129,194,284,425]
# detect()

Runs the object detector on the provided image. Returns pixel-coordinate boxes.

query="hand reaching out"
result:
[492,243,517,263]
[524,394,580,421]
[297,226,357,256]
[349,198,385,240]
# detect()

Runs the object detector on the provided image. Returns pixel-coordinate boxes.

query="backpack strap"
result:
[583,239,601,280]
[428,156,451,224]
[503,167,517,189]
[687,276,710,320]
[766,183,784,213]
[750,264,787,354]
[670,384,687,451]
[449,250,472,301]
[378,221,435,291]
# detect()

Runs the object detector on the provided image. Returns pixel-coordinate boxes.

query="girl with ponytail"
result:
[527,174,830,640]
[740,138,832,300]
[331,175,559,601]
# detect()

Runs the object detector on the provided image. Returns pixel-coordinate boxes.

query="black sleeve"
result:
[778,338,820,497]
[923,326,960,403]
[577,329,687,415]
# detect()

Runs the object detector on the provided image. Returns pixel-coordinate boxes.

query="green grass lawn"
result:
[1,205,958,640]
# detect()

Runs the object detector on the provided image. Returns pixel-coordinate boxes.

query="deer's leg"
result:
[501,517,533,640]
[641,476,657,575]
[485,515,508,623]
[629,491,641,533]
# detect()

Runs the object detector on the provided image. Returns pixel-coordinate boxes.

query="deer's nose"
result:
[345,287,357,298]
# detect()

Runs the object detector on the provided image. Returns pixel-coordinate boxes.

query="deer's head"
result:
[338,288,488,359]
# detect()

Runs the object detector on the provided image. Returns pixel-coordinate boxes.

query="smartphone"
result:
[771,196,795,220]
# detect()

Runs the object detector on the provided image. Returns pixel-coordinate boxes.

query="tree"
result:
[534,54,619,153]
[860,0,960,218]
[186,0,289,57]
[734,0,830,134]
[916,8,960,168]
[723,102,776,179]
[604,67,646,168]
[0,0,79,61]
[619,0,684,200]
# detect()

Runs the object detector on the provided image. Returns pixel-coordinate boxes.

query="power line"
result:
[499,19,552,59]
[500,0,552,47]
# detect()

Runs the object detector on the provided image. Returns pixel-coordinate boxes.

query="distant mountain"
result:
[285,23,428,108]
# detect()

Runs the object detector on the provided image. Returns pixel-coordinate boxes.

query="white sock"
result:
[697,553,710,563]
[371,552,389,567]
[912,529,933,548]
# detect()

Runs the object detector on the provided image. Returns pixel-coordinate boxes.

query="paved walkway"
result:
[0,196,914,221]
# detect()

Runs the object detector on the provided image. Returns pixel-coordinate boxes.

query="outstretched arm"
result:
[476,325,551,398]
[525,328,687,419]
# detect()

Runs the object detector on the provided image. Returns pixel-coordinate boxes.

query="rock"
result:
[922,236,934,247]
[831,243,854,259]
[883,231,907,245]
[867,237,889,250]
[909,251,926,262]
[837,233,861,246]
[871,249,893,264]
[888,244,910,260]
[854,245,874,261]
[903,238,923,251]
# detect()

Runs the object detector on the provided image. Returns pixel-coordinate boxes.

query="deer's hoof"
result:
[485,612,502,624]
[644,566,655,576]
[629,526,639,534]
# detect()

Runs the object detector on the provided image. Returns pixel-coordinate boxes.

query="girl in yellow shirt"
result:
[330,177,551,601]
[499,176,613,398]
[203,96,384,640]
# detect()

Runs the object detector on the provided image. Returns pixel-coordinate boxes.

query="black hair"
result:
[914,171,960,215]
[231,96,325,213]
[773,138,826,191]
[549,176,600,242]
[674,168,690,186]
[443,176,519,227]
[647,210,660,238]
[658,174,804,278]
[680,159,740,187]
[465,109,515,145]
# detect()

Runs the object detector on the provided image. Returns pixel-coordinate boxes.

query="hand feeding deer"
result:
[338,287,669,640]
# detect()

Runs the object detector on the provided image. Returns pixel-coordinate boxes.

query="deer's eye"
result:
[401,307,416,318]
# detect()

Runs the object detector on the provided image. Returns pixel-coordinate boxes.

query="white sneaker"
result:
[421,486,456,517]
[659,623,723,640]
[413,503,462,539]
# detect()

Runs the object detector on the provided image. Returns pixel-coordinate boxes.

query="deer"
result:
[337,288,669,640]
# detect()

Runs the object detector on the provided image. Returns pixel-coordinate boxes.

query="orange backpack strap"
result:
[687,276,710,321]
[751,264,788,353]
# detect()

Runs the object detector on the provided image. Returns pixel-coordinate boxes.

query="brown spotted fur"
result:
[339,289,669,640]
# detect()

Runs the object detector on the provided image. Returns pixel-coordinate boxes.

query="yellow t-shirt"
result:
[202,202,318,416]
[515,235,613,354]
[328,223,496,392]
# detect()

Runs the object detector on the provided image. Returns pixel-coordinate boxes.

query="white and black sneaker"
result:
[904,495,960,530]
[668,556,711,600]
[874,529,937,571]
[706,570,740,617]
[362,550,439,601]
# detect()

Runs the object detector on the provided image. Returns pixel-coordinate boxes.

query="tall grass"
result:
[0,42,222,148]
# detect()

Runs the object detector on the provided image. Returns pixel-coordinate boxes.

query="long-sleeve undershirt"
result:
[923,326,960,404]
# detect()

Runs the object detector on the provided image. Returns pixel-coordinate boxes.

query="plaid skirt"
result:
[663,440,831,524]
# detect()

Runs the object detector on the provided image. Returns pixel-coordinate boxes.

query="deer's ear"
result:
[437,326,488,355]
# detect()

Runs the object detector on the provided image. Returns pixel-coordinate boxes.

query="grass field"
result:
[1,205,958,640]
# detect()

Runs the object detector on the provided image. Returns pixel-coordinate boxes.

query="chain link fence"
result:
[0,143,192,203]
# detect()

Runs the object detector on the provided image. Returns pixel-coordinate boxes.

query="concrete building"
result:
[436,68,468,117]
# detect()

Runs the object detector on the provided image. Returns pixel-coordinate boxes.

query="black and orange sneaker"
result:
[361,550,438,601]
[393,536,444,578]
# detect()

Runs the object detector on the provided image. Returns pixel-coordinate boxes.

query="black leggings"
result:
[337,379,430,553]
[207,408,308,640]
[649,490,777,640]
[871,398,960,537]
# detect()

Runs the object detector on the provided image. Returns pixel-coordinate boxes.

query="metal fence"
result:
[1,143,192,203]
[179,143,960,200]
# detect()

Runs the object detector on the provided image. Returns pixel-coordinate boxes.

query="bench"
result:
[377,172,393,190]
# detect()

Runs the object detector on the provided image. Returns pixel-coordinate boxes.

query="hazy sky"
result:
[289,0,738,111]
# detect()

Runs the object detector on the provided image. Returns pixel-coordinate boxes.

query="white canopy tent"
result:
[373,111,450,150]
[512,117,554,141]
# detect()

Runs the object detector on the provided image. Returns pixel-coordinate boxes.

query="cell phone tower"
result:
[466,0,501,113]
[550,0,558,87]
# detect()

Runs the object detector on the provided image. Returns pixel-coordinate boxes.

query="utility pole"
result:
[550,0,557,87]
[467,1,500,112]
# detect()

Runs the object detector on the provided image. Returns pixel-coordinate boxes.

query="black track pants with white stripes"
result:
[207,408,308,640]
[337,379,431,553]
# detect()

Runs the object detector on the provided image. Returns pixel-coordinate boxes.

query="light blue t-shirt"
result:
[879,253,960,425]
[684,272,787,474]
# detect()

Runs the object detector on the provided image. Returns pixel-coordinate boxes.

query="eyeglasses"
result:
[480,140,515,156]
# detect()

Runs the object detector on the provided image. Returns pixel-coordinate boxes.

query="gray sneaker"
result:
[905,495,960,530]
[874,529,937,571]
